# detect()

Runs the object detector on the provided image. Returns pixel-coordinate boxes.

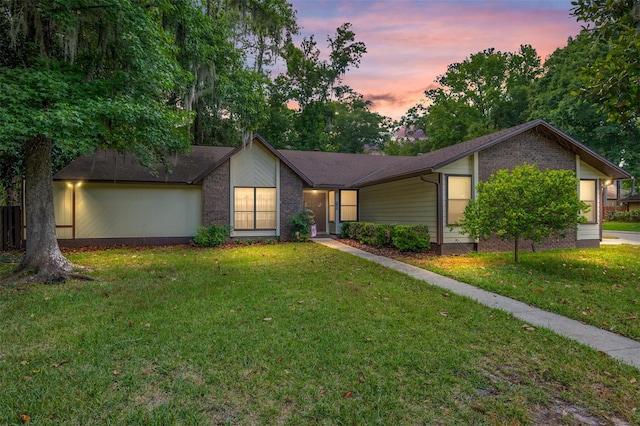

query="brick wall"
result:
[202,160,230,226]
[477,129,577,253]
[279,162,304,241]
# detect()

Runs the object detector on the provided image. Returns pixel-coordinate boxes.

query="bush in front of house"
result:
[193,224,232,247]
[290,208,315,241]
[341,222,430,252]
[391,224,431,252]
[609,210,640,222]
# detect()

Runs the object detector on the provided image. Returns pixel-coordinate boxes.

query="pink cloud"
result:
[290,0,583,120]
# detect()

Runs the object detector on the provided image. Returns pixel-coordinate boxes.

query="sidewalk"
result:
[602,230,640,245]
[314,238,640,370]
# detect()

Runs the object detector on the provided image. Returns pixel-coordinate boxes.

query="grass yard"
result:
[603,221,640,232]
[1,243,639,424]
[398,245,640,341]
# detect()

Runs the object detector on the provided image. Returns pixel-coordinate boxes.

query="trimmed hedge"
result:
[341,222,431,252]
[609,210,640,222]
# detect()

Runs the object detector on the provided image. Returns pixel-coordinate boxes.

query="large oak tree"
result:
[0,0,216,282]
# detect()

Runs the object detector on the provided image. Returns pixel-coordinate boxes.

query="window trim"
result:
[328,191,336,223]
[446,174,472,226]
[234,187,277,230]
[339,189,358,222]
[579,179,597,224]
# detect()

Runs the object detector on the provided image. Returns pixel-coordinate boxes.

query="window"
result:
[340,190,358,221]
[580,180,597,223]
[328,191,335,222]
[447,175,472,225]
[234,187,277,230]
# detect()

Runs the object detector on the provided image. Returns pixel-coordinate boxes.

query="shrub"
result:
[340,222,352,239]
[341,222,429,252]
[193,224,232,247]
[391,224,431,252]
[609,210,640,222]
[290,208,315,241]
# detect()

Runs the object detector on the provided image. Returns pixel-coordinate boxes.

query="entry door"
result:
[303,191,327,233]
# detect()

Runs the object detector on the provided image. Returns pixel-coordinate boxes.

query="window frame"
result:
[579,179,597,224]
[234,187,277,230]
[339,189,358,222]
[446,174,472,226]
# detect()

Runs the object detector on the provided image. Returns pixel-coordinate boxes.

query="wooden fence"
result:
[1,206,23,251]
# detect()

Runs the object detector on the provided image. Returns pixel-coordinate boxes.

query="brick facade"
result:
[279,162,304,241]
[477,129,578,253]
[202,159,230,226]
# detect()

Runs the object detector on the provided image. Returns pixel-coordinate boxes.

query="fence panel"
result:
[1,206,23,251]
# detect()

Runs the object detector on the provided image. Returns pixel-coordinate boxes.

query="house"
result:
[619,193,640,211]
[53,119,632,254]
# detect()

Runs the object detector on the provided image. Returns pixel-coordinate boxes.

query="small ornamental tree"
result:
[456,163,589,262]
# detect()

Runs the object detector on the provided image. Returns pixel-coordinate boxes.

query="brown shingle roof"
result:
[54,146,233,184]
[54,120,632,186]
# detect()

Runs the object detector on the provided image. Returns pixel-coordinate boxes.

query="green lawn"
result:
[603,221,640,232]
[399,245,640,341]
[1,244,639,424]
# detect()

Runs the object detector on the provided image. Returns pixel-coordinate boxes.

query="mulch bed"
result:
[333,238,438,260]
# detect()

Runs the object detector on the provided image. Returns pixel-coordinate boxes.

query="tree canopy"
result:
[260,23,390,152]
[571,0,640,125]
[392,46,542,152]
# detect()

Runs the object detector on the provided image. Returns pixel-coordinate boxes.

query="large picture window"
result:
[580,180,597,223]
[340,190,358,222]
[447,175,472,225]
[234,187,277,230]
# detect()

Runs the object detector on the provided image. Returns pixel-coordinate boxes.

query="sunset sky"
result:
[288,0,584,120]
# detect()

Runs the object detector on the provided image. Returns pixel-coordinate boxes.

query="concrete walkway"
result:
[314,238,640,370]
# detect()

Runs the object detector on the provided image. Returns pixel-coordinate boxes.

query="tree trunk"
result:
[514,238,520,263]
[17,135,75,282]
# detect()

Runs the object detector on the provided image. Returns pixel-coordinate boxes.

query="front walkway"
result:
[314,238,640,370]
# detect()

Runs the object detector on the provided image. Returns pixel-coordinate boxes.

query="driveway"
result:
[601,230,640,245]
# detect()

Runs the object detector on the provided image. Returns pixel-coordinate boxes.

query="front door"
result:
[303,191,327,233]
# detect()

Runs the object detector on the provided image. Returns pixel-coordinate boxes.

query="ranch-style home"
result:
[53,119,631,254]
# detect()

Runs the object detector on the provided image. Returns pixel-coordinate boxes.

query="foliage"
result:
[609,210,640,222]
[341,222,430,252]
[456,164,588,262]
[396,46,542,152]
[390,225,431,252]
[571,0,640,124]
[193,224,232,247]
[1,244,638,424]
[261,24,390,152]
[289,208,315,241]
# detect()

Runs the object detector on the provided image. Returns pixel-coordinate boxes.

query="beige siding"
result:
[435,156,474,175]
[74,183,201,238]
[231,143,277,187]
[437,157,475,244]
[359,177,437,232]
[577,159,606,241]
[578,159,608,180]
[53,182,74,239]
